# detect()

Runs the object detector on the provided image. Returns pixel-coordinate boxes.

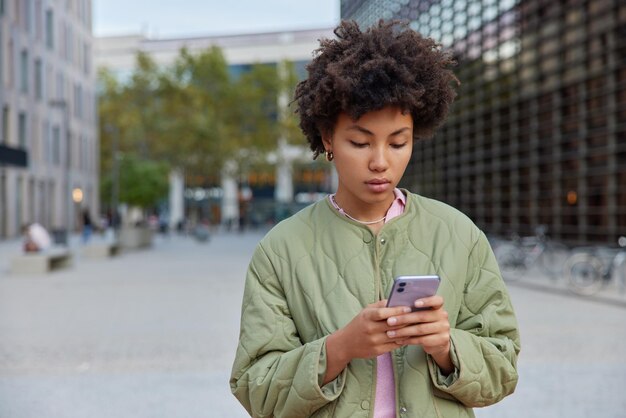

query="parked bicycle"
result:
[494,225,570,281]
[563,237,626,296]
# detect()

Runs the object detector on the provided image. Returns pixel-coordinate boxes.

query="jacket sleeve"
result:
[230,243,346,418]
[428,231,521,407]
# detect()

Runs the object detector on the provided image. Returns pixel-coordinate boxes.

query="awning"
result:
[0,144,28,167]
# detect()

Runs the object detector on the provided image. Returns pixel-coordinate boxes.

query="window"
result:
[0,172,6,237]
[52,125,60,165]
[20,49,28,93]
[85,0,91,29]
[8,39,14,88]
[18,112,26,148]
[46,64,52,98]
[56,72,64,99]
[45,9,54,49]
[1,106,8,144]
[74,84,82,119]
[43,120,50,164]
[16,176,23,231]
[34,58,42,99]
[24,0,31,33]
[66,24,72,63]
[0,0,5,16]
[35,0,42,40]
[0,29,3,84]
[72,83,77,117]
[83,42,90,75]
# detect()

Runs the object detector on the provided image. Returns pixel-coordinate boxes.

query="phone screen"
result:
[386,275,441,311]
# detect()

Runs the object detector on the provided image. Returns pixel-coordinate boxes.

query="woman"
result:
[230,20,520,418]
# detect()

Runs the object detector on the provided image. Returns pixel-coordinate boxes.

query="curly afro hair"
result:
[294,20,459,158]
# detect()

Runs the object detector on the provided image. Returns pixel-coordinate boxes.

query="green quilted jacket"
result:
[230,191,520,418]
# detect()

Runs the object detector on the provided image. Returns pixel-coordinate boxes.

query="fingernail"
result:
[387,330,396,337]
[403,307,412,313]
[415,300,425,307]
[388,317,397,325]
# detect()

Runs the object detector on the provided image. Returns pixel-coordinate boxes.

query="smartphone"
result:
[386,275,441,311]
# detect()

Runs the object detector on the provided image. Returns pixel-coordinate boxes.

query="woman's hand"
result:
[384,295,454,374]
[323,300,411,384]
[338,300,414,359]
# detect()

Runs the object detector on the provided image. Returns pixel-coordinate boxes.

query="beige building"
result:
[0,0,98,239]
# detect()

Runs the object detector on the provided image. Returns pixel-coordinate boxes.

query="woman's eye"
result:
[391,143,408,149]
[350,141,368,148]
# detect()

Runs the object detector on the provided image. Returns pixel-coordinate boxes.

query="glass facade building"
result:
[342,0,626,245]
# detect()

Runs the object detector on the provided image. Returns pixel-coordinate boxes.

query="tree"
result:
[152,47,233,177]
[100,154,169,209]
[278,60,306,147]
[98,46,304,207]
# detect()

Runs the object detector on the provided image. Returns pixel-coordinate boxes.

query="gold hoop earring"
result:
[325,150,334,162]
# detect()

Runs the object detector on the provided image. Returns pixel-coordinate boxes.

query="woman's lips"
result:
[365,180,391,193]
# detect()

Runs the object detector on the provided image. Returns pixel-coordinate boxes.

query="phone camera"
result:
[399,282,406,287]
[397,288,405,292]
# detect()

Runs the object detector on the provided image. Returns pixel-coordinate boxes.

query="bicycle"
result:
[562,236,626,296]
[494,225,570,281]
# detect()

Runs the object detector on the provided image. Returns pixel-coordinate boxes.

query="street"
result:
[0,232,624,418]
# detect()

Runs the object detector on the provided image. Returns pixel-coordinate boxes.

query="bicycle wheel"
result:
[538,242,570,278]
[563,252,604,296]
[495,244,526,281]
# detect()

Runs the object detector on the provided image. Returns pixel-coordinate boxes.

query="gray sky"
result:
[93,0,340,38]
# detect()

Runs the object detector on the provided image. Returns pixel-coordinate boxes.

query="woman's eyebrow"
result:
[346,125,374,135]
[346,125,411,137]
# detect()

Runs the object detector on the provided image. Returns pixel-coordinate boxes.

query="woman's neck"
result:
[332,190,395,224]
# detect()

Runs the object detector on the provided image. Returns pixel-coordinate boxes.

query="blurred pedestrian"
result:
[21,222,52,253]
[231,20,520,418]
[82,208,93,243]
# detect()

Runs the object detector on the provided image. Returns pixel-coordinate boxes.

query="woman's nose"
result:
[369,147,389,171]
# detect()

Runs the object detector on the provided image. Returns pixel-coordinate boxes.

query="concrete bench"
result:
[83,242,120,258]
[10,248,73,275]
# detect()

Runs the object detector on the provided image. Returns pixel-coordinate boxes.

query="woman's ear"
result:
[321,133,332,151]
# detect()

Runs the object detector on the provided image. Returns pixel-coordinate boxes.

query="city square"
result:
[0,231,624,418]
[1,0,626,417]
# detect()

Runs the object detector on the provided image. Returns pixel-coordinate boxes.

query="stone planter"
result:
[118,226,153,249]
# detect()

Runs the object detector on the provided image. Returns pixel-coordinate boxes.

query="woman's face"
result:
[322,106,413,217]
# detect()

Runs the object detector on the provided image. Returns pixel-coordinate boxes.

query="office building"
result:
[342,0,626,245]
[0,0,98,239]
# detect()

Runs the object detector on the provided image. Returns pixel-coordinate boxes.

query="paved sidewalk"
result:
[0,231,259,418]
[0,231,624,418]
[503,265,626,309]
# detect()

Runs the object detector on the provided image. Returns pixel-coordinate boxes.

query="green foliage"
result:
[101,154,169,209]
[99,47,303,207]
[279,60,306,147]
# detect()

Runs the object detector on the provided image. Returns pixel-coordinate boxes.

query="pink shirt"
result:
[329,189,406,417]
[375,189,405,418]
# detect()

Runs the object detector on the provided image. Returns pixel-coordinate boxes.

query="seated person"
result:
[21,222,52,253]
